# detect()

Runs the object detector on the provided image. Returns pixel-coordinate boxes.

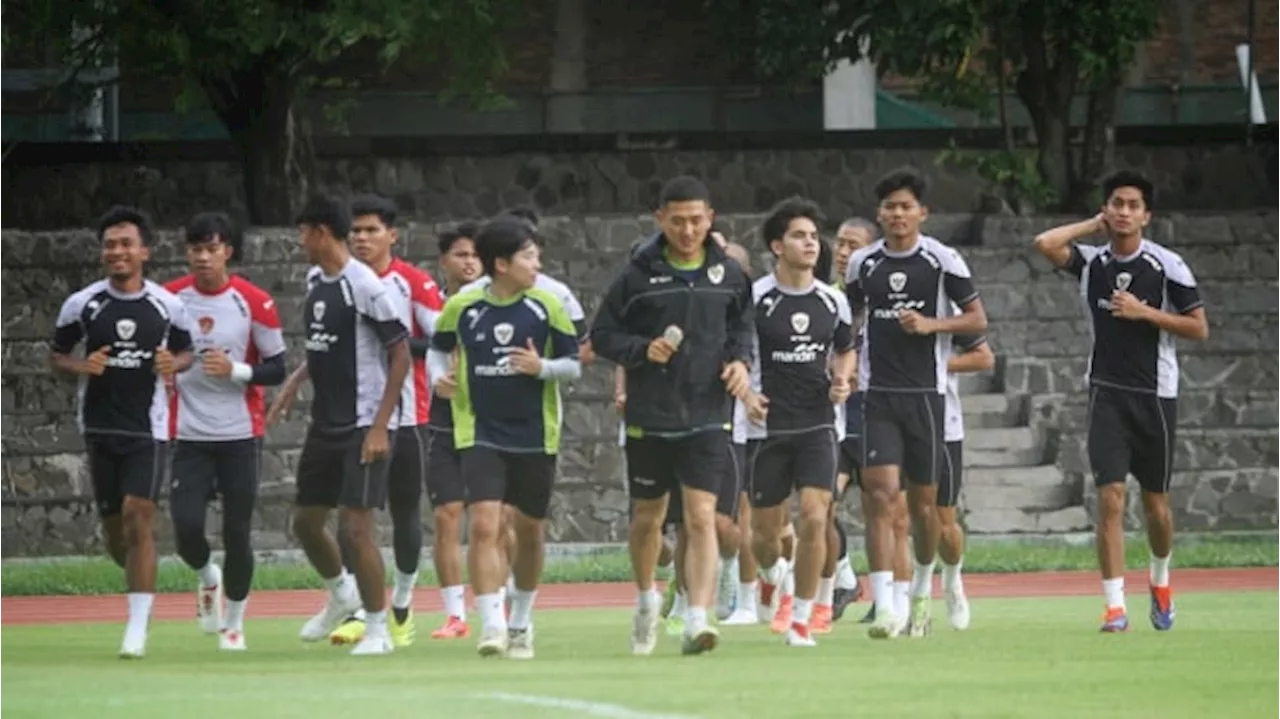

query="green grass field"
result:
[3,591,1276,719]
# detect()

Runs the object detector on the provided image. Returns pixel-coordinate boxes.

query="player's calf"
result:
[467,500,511,657]
[1140,490,1176,631]
[431,501,471,639]
[787,488,832,647]
[118,496,160,659]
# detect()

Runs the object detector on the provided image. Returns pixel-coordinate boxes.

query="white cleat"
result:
[477,625,509,657]
[946,589,971,631]
[119,627,147,659]
[197,564,224,635]
[785,624,817,647]
[630,608,660,656]
[351,632,395,656]
[299,592,362,643]
[720,607,760,626]
[218,628,247,651]
[507,627,535,660]
[715,559,738,621]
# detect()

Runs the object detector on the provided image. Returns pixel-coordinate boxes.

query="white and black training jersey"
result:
[304,260,409,434]
[746,274,856,438]
[51,279,194,441]
[845,235,979,394]
[1065,239,1202,398]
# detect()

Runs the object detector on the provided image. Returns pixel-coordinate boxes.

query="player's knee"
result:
[338,508,375,545]
[121,497,155,543]
[511,510,544,542]
[937,506,959,528]
[433,502,464,539]
[629,498,667,531]
[1096,483,1126,521]
[291,506,326,541]
[467,503,503,545]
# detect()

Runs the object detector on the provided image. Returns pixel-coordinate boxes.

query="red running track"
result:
[1,567,1274,626]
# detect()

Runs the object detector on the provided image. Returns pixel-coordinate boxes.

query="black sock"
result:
[393,606,410,624]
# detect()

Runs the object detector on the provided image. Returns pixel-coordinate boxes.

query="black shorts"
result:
[749,428,840,509]
[625,429,729,501]
[660,441,745,526]
[1087,386,1178,494]
[938,441,963,508]
[425,428,465,507]
[862,391,946,486]
[837,436,861,496]
[170,438,260,509]
[85,435,169,517]
[389,424,429,506]
[460,446,557,520]
[295,427,394,510]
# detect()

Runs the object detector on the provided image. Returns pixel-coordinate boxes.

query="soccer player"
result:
[742,198,857,647]
[165,212,287,651]
[1033,170,1207,632]
[592,175,754,656]
[938,332,995,630]
[290,194,411,656]
[324,195,445,647]
[50,206,196,658]
[428,217,582,659]
[844,168,987,639]
[422,222,484,639]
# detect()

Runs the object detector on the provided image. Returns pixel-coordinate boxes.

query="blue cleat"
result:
[1149,585,1175,631]
[1099,606,1130,633]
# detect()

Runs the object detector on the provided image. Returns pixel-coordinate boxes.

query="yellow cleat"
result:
[389,609,416,647]
[329,617,367,645]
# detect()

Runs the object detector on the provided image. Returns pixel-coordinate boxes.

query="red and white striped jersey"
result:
[379,258,445,427]
[165,274,287,441]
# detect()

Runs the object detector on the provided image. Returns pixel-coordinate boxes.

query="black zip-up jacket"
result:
[591,233,754,436]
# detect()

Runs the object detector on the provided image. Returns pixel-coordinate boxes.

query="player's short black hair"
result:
[873,167,930,204]
[185,211,242,262]
[1101,170,1155,210]
[350,194,398,228]
[659,175,711,207]
[438,221,480,255]
[296,194,352,239]
[761,196,825,249]
[816,237,835,283]
[476,217,536,277]
[97,205,155,246]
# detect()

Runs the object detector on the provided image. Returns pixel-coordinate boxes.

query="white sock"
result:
[126,593,154,633]
[893,580,910,619]
[818,576,836,606]
[782,568,795,596]
[686,606,708,632]
[737,581,758,611]
[224,598,247,632]
[506,574,517,596]
[476,591,506,631]
[835,556,858,590]
[1102,577,1126,609]
[509,588,537,630]
[1149,552,1171,587]
[761,557,788,585]
[323,570,356,601]
[364,609,388,637]
[910,560,936,598]
[637,587,661,612]
[197,562,220,587]
[793,597,814,626]
[671,591,688,617]
[441,584,467,620]
[392,570,417,610]
[942,559,964,593]
[870,571,893,616]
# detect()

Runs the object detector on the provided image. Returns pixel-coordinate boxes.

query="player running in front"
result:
[166,212,287,651]
[290,194,411,656]
[1033,170,1208,632]
[50,206,196,658]
[326,194,445,647]
[428,217,582,659]
[741,198,857,647]
[844,168,987,639]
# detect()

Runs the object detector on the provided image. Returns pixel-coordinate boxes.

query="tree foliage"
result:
[706,0,1163,211]
[7,0,523,223]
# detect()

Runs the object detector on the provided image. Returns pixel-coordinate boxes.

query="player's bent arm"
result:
[538,356,582,382]
[930,298,988,335]
[589,275,650,368]
[374,339,411,430]
[230,352,288,386]
[614,365,626,394]
[830,347,857,383]
[50,351,95,377]
[1142,305,1209,342]
[1033,217,1101,269]
[407,336,431,359]
[948,341,994,374]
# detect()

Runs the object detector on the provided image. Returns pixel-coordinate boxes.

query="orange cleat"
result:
[810,603,834,634]
[770,595,794,635]
[430,616,471,639]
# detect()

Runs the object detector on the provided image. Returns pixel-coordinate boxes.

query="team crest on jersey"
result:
[198,316,215,334]
[115,318,136,341]
[1116,272,1132,291]
[707,264,725,285]
[889,272,907,293]
[790,312,810,334]
[494,322,515,345]
[313,301,326,321]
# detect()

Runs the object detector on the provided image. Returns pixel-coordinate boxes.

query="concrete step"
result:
[959,393,1025,430]
[963,506,1092,534]
[963,427,1044,467]
[962,464,1074,511]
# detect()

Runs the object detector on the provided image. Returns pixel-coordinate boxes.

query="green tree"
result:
[706,0,1162,211]
[6,0,522,223]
